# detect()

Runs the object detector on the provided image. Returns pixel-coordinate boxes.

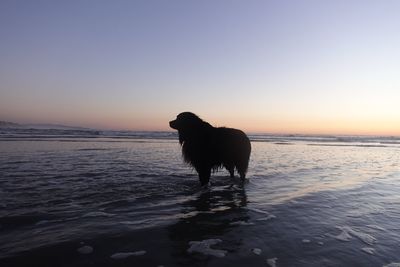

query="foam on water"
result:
[255,215,276,221]
[366,224,386,231]
[248,207,277,220]
[334,226,377,245]
[187,239,227,258]
[35,220,50,225]
[384,264,400,267]
[229,220,255,226]
[251,248,262,255]
[334,228,352,242]
[267,257,278,267]
[361,247,375,255]
[110,251,146,259]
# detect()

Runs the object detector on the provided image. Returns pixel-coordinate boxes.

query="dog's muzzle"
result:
[169,120,178,129]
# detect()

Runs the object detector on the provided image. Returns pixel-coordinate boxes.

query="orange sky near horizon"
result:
[2,109,399,136]
[39,113,399,136]
[1,1,399,136]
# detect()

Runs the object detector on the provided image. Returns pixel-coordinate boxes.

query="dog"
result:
[169,112,251,185]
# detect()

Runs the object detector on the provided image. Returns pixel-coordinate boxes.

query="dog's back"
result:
[214,127,251,177]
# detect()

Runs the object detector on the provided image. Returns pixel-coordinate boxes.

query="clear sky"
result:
[1,0,399,135]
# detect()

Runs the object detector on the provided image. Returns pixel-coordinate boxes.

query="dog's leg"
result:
[239,172,246,181]
[236,161,249,182]
[198,168,211,186]
[224,164,235,178]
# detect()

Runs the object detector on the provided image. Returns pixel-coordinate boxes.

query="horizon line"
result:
[1,119,400,138]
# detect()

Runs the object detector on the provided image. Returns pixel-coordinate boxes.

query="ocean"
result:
[1,128,400,266]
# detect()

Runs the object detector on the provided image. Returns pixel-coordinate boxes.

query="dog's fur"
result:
[169,112,251,185]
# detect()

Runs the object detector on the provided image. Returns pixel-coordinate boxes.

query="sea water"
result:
[0,130,400,266]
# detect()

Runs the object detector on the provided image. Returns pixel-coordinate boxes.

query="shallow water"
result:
[1,134,400,266]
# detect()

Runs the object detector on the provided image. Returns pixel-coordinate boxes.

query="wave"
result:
[1,128,399,146]
[0,128,177,141]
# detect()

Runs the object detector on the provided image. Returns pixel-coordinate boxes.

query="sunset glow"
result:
[1,1,399,135]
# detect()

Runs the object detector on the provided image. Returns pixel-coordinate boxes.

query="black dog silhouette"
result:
[169,112,251,185]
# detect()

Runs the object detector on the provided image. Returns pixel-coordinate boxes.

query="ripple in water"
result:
[0,136,400,266]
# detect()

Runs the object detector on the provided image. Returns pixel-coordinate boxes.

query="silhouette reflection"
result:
[168,179,248,262]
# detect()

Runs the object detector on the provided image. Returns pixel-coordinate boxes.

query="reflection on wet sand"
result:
[168,181,248,262]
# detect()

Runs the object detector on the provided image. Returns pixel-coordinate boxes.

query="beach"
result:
[1,130,400,266]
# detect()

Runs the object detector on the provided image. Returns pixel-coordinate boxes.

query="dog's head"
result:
[169,112,211,144]
[169,112,203,130]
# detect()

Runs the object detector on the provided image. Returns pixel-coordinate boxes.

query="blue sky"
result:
[1,0,399,134]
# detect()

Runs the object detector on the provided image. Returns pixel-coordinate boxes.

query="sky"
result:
[0,0,399,135]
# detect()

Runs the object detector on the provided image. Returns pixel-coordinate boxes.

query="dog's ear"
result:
[180,113,211,129]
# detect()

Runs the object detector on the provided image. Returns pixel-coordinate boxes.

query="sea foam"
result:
[334,226,376,245]
[267,257,278,267]
[361,247,375,255]
[111,250,146,259]
[187,239,227,258]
